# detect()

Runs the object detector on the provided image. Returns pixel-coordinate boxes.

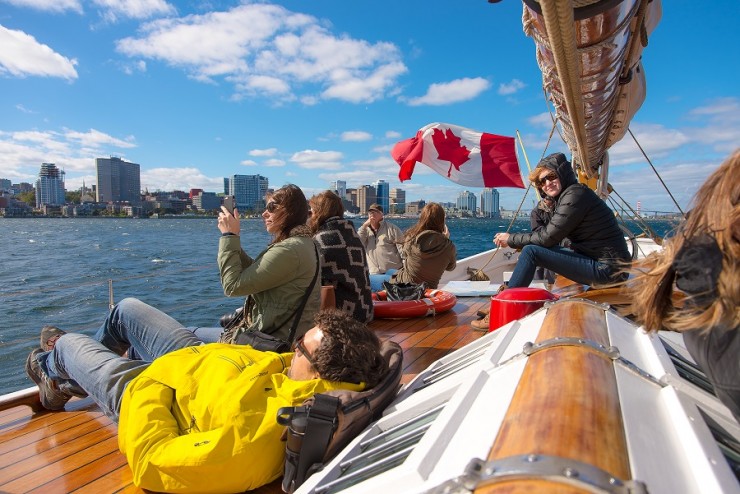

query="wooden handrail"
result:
[0,386,43,413]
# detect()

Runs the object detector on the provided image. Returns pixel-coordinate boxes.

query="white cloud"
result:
[249,148,277,157]
[385,130,401,139]
[115,4,406,104]
[0,25,78,80]
[64,128,137,149]
[15,104,37,114]
[498,79,525,95]
[1,0,82,13]
[0,127,136,181]
[92,0,175,22]
[264,158,285,167]
[528,112,555,128]
[407,77,489,106]
[290,149,342,170]
[341,131,372,142]
[240,159,257,166]
[141,167,223,192]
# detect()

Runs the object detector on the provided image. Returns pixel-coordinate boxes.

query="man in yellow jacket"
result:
[25,309,388,493]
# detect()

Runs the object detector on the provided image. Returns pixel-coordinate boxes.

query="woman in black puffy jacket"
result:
[494,152,630,288]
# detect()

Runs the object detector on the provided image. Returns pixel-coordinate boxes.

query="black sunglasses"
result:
[293,336,315,366]
[265,201,281,213]
[536,172,558,187]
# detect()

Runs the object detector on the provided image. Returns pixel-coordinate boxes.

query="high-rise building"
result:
[227,174,268,211]
[96,157,141,204]
[479,188,500,218]
[331,180,347,200]
[389,188,406,214]
[373,180,389,213]
[456,190,477,215]
[0,179,11,193]
[357,185,377,214]
[35,163,66,207]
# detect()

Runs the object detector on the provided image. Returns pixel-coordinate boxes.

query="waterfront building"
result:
[373,180,389,213]
[96,157,141,204]
[193,191,220,212]
[35,163,66,208]
[357,185,377,214]
[0,179,11,193]
[331,180,347,200]
[480,188,500,218]
[456,190,477,216]
[389,188,406,215]
[405,200,426,215]
[227,174,268,212]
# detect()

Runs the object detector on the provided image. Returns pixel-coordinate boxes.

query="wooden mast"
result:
[476,301,631,493]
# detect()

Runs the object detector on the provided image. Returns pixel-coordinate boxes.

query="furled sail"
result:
[522,0,661,194]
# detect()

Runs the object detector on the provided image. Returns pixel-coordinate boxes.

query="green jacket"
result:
[118,344,363,493]
[218,227,320,342]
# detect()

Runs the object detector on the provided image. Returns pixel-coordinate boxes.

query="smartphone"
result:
[223,195,236,216]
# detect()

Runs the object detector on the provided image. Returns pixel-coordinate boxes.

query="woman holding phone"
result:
[213,184,320,344]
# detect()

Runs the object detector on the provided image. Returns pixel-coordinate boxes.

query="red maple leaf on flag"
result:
[431,128,471,178]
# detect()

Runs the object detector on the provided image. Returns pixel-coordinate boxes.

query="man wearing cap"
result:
[358,203,404,291]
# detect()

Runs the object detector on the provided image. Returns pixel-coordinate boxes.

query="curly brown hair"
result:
[308,191,344,233]
[267,184,310,244]
[628,149,740,333]
[311,309,387,387]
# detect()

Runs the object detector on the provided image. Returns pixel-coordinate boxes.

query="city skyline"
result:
[1,1,737,212]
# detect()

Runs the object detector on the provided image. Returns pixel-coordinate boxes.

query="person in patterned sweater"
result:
[309,191,374,323]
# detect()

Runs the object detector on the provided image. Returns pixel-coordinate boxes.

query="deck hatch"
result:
[311,404,446,493]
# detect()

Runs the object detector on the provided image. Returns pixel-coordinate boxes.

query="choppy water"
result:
[0,216,678,394]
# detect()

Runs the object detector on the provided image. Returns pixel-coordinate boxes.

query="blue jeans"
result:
[508,245,615,288]
[369,269,397,292]
[38,297,208,421]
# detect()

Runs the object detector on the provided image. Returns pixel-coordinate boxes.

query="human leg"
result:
[508,245,613,288]
[190,326,224,343]
[95,297,203,361]
[33,333,150,420]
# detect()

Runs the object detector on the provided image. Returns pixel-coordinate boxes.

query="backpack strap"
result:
[278,395,340,493]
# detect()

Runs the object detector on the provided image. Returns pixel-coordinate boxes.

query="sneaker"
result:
[25,349,72,410]
[40,325,66,352]
[471,314,490,332]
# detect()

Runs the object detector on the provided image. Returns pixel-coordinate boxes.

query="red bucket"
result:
[488,287,557,332]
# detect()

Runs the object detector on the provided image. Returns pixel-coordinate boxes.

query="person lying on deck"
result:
[475,153,631,330]
[627,149,739,422]
[24,309,388,493]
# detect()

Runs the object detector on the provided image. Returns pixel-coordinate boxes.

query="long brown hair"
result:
[629,149,740,333]
[267,184,309,244]
[308,191,344,233]
[404,202,446,241]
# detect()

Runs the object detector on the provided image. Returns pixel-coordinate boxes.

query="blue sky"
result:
[1,0,738,212]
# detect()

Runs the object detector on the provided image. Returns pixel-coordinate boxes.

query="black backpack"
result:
[277,341,403,493]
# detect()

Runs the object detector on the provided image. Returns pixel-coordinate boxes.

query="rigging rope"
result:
[628,128,686,218]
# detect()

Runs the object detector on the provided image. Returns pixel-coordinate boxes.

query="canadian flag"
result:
[391,122,524,188]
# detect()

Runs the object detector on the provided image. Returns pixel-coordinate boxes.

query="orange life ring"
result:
[372,289,457,319]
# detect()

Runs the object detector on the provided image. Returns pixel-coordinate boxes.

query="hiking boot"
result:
[476,306,490,318]
[497,282,509,294]
[40,326,66,352]
[471,314,489,332]
[25,349,72,410]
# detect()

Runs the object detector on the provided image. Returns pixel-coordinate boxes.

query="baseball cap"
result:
[368,203,383,213]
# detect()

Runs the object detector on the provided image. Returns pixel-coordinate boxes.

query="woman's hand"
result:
[494,233,510,248]
[218,206,241,235]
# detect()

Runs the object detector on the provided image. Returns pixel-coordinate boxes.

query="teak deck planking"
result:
[0,295,490,494]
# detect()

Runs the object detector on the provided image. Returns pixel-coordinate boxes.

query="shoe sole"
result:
[25,351,43,386]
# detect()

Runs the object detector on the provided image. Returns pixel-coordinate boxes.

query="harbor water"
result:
[0,216,678,394]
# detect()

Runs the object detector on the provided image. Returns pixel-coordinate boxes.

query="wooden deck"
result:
[0,296,491,494]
